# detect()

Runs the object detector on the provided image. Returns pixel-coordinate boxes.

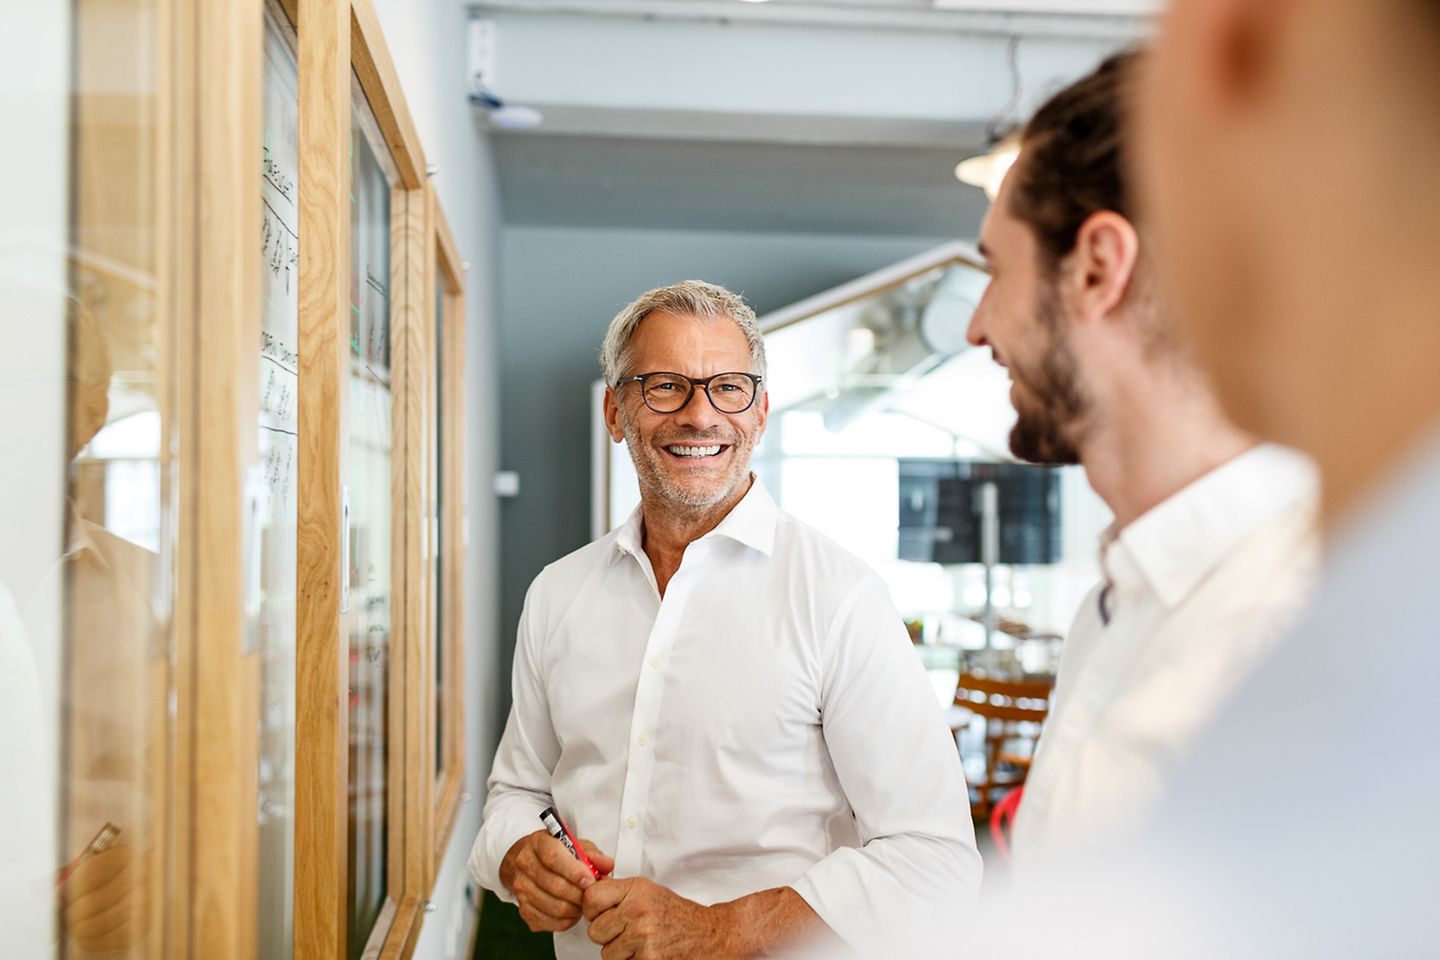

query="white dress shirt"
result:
[970,427,1440,958]
[1012,445,1320,872]
[470,480,980,959]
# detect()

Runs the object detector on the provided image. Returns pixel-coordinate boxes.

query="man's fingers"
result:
[513,877,582,924]
[582,877,631,921]
[586,904,626,946]
[600,939,636,960]
[66,856,139,920]
[578,839,616,877]
[535,835,598,888]
[516,903,576,934]
[520,859,585,907]
[68,893,138,949]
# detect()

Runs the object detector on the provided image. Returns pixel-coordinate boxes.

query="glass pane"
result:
[346,88,393,960]
[0,3,70,951]
[433,259,446,786]
[59,0,178,955]
[257,8,300,958]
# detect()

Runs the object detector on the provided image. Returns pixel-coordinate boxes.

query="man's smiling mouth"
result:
[664,443,726,459]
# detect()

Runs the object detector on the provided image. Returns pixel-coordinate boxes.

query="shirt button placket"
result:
[613,561,694,874]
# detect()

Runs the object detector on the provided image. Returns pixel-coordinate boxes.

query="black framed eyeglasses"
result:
[615,371,764,415]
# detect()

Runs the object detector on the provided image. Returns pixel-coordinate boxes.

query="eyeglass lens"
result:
[642,373,756,413]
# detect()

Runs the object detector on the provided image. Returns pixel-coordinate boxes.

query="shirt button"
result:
[637,734,648,746]
[626,816,638,829]
[649,656,661,669]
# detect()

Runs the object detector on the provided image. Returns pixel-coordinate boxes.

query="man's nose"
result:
[673,385,727,431]
[967,294,991,348]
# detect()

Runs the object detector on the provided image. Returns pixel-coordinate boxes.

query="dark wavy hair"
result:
[1008,50,1141,276]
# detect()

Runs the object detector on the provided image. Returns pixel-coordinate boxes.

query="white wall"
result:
[370,2,503,957]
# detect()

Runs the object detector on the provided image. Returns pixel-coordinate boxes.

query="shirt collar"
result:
[65,502,111,572]
[613,475,778,561]
[1105,444,1319,609]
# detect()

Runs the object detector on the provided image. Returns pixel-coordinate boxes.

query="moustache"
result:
[653,428,737,446]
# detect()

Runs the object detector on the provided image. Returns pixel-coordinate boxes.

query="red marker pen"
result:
[57,822,122,885]
[539,807,602,880]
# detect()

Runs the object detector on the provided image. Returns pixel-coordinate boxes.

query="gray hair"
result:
[599,280,767,388]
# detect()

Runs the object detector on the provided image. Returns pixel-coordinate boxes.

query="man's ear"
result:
[1065,210,1141,327]
[603,387,625,443]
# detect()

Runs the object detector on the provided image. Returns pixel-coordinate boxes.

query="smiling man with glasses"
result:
[470,280,980,960]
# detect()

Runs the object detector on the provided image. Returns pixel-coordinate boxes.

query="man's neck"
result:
[1078,376,1254,531]
[639,474,754,596]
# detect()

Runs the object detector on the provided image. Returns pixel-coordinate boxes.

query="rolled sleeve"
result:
[791,578,982,954]
[468,584,562,902]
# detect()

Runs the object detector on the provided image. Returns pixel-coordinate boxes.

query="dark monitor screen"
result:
[898,459,1062,565]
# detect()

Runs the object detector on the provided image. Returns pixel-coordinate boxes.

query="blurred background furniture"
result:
[950,672,1053,818]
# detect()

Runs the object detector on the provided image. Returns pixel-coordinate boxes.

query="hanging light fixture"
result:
[955,36,1024,200]
[954,133,1021,200]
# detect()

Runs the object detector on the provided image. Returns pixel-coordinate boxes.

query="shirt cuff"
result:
[789,841,978,956]
[468,800,550,905]
[789,847,887,954]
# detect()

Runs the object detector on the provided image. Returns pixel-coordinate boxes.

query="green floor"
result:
[472,891,556,960]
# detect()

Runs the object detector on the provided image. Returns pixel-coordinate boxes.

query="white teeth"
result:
[666,444,722,458]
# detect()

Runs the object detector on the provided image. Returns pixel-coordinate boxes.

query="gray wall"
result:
[371,1,502,957]
[496,223,952,716]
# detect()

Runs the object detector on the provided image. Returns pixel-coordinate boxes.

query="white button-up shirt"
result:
[470,481,981,959]
[1012,445,1320,873]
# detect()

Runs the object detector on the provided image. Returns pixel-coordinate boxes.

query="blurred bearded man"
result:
[969,3,1440,956]
[965,51,1320,872]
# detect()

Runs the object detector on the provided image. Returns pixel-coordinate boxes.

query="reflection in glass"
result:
[257,8,300,957]
[346,89,393,960]
[56,1,177,955]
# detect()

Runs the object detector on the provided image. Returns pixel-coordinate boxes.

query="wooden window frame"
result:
[69,1,448,955]
[184,0,263,957]
[293,0,433,957]
[426,189,467,883]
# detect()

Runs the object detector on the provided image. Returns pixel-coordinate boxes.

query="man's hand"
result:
[583,876,737,960]
[64,842,149,952]
[500,830,615,933]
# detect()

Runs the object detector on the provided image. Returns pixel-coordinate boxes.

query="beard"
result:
[1007,283,1088,466]
[619,407,757,511]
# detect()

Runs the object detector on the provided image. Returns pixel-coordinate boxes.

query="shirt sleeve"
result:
[789,576,983,955]
[468,579,562,902]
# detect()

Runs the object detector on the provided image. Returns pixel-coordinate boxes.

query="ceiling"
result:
[490,129,992,237]
[476,0,1146,239]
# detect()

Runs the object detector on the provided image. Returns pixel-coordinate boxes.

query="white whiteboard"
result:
[256,9,299,959]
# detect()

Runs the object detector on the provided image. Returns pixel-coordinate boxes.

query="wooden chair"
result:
[949,672,1053,819]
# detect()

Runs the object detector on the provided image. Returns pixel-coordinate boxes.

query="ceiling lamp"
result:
[954,133,1021,200]
[956,36,1024,200]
